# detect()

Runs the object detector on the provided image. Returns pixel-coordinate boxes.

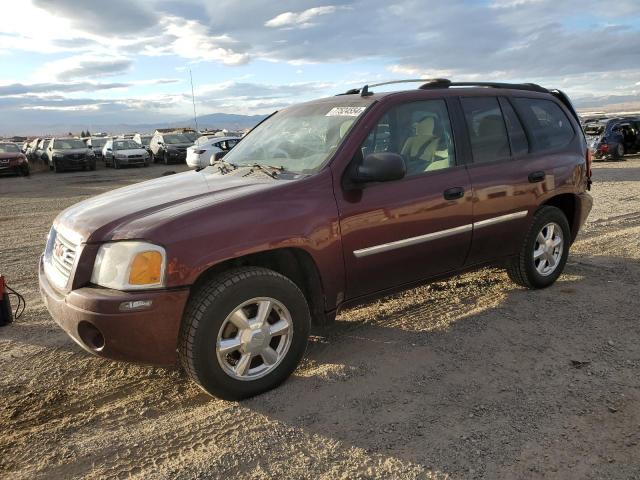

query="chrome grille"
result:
[44,228,78,288]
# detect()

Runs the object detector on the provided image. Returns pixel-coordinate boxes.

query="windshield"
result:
[138,135,152,145]
[182,132,198,142]
[220,101,369,174]
[0,143,20,153]
[91,138,107,147]
[164,134,190,144]
[55,139,86,149]
[113,140,141,150]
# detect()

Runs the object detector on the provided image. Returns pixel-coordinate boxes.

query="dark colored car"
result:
[39,79,592,400]
[0,142,29,176]
[585,117,640,160]
[46,138,96,173]
[149,132,192,164]
[86,137,109,159]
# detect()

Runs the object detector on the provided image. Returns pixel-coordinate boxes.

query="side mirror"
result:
[351,152,406,184]
[211,151,228,164]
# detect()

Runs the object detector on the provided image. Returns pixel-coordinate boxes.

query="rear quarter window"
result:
[512,97,575,151]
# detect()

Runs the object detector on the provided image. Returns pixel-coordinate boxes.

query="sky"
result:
[0,0,639,134]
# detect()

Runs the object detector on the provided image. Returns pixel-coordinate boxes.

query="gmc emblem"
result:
[53,241,64,258]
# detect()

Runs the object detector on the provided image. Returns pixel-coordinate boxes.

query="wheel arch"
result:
[189,247,331,326]
[540,193,578,242]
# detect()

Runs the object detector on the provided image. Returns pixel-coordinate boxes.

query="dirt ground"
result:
[1,156,639,480]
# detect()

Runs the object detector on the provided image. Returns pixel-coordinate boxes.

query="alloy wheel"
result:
[216,297,293,381]
[533,222,564,276]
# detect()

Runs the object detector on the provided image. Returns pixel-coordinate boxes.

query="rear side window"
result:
[512,98,574,151]
[461,97,510,163]
[499,98,529,156]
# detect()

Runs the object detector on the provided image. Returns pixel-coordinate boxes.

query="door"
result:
[335,98,473,299]
[461,95,577,265]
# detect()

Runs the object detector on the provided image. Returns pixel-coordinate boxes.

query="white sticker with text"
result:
[325,106,367,117]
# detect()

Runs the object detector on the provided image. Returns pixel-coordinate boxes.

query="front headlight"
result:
[91,241,166,290]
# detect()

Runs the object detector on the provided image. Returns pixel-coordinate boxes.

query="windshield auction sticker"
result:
[326,106,367,117]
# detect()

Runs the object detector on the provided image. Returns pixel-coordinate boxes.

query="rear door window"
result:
[461,97,511,163]
[512,98,575,151]
[499,98,529,156]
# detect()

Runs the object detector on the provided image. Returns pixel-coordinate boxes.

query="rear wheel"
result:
[506,206,570,289]
[178,267,311,400]
[615,144,625,160]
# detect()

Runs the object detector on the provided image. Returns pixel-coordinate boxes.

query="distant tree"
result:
[86,130,91,137]
[68,132,73,137]
[80,130,86,137]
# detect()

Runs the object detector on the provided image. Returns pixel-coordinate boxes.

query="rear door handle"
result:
[528,171,546,183]
[443,187,465,200]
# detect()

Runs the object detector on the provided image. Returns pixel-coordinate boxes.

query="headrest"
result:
[416,116,435,136]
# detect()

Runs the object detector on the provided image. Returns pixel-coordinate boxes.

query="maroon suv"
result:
[39,79,593,399]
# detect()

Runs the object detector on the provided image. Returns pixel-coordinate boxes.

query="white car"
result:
[102,138,150,169]
[186,136,240,169]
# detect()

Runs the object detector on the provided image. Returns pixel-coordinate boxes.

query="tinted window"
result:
[499,98,529,156]
[461,97,510,163]
[512,98,574,151]
[360,99,456,176]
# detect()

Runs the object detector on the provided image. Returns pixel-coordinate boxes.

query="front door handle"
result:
[528,171,546,183]
[443,187,465,200]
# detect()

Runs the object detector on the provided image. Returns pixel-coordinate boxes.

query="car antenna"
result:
[189,68,199,132]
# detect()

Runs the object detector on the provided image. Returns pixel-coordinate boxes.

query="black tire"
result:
[163,151,170,165]
[53,160,64,173]
[90,161,96,171]
[178,267,311,400]
[615,144,625,160]
[114,158,120,169]
[506,206,571,289]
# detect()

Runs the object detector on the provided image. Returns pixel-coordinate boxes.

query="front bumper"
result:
[39,257,190,366]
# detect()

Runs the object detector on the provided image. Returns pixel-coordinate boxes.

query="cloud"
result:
[55,58,133,81]
[265,6,338,29]
[0,81,131,96]
[32,0,158,36]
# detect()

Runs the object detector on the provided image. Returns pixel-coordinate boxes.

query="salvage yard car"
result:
[584,117,640,160]
[186,136,240,169]
[87,136,109,160]
[47,138,96,173]
[149,131,192,164]
[0,142,29,176]
[102,138,150,168]
[39,79,593,400]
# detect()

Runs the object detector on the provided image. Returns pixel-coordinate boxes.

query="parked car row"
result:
[583,116,640,160]
[0,142,29,176]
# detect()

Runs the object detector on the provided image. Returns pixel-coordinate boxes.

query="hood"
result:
[56,169,279,243]
[165,143,192,149]
[53,148,91,155]
[0,152,24,160]
[113,148,148,155]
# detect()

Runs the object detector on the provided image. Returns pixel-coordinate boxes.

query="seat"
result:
[475,114,510,160]
[401,117,441,174]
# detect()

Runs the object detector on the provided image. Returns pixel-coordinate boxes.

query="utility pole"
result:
[190,68,199,132]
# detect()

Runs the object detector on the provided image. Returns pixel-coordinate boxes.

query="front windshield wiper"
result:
[242,163,286,178]
[198,158,238,173]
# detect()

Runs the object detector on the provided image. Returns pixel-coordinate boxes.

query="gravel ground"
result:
[0,157,639,479]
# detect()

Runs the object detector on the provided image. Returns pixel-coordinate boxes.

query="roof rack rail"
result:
[337,78,549,96]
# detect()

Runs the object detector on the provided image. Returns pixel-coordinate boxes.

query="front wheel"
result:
[178,267,311,400]
[163,151,170,165]
[615,144,625,160]
[506,206,570,289]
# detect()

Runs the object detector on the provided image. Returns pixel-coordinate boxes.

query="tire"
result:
[53,160,64,173]
[114,158,120,169]
[178,267,311,400]
[506,206,571,289]
[615,144,625,160]
[90,161,96,171]
[163,151,170,165]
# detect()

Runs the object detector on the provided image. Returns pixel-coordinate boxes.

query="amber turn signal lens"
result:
[128,251,163,285]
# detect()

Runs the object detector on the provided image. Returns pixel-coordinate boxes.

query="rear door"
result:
[461,95,578,266]
[335,97,473,299]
